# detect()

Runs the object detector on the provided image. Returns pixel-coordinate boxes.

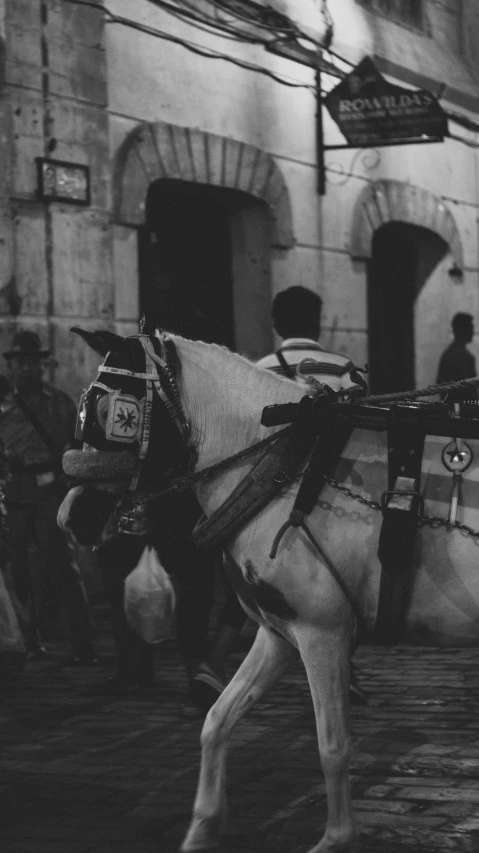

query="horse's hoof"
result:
[180,847,218,853]
[180,840,219,853]
[305,833,359,853]
[180,817,221,852]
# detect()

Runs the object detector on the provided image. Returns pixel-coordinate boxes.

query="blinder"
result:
[76,387,145,448]
[74,333,189,488]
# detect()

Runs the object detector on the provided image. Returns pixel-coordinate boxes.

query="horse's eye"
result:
[96,395,109,430]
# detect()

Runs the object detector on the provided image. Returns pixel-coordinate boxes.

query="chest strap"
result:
[193,403,318,550]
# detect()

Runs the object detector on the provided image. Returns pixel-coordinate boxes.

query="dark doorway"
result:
[367,223,419,394]
[139,180,256,348]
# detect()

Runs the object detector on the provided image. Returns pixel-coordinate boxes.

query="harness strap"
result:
[99,365,160,380]
[141,336,188,439]
[276,349,296,380]
[193,413,317,550]
[288,425,353,523]
[92,381,113,394]
[268,424,361,620]
[375,411,425,644]
[129,345,155,492]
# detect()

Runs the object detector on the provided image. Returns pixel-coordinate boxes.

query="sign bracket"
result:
[323,137,445,151]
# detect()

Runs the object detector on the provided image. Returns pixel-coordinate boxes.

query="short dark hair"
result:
[272,286,322,339]
[452,312,474,336]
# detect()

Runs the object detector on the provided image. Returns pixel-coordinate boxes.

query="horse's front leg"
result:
[294,624,358,853]
[181,623,298,852]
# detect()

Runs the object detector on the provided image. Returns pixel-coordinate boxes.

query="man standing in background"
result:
[437,313,477,402]
[0,331,96,664]
[257,285,357,391]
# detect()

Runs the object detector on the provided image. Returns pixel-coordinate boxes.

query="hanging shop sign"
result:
[36,157,91,206]
[323,56,448,148]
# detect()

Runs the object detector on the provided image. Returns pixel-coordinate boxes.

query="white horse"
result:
[59,331,479,853]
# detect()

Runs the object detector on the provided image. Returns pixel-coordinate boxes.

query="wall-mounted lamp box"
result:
[36,157,90,206]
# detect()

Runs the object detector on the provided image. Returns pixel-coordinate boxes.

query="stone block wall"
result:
[0,0,112,402]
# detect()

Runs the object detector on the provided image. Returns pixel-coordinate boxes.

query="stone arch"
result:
[113,121,294,248]
[350,180,464,269]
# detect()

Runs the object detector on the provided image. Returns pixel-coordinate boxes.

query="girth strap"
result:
[375,413,425,644]
[288,424,353,524]
[267,424,361,620]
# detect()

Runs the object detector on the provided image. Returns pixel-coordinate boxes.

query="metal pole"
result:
[316,66,326,195]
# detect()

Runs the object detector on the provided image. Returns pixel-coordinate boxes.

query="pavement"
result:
[1,606,479,853]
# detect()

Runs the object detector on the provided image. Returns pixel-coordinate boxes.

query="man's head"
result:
[452,313,474,344]
[3,330,50,394]
[272,286,322,341]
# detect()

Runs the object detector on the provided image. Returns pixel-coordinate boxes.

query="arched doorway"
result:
[112,121,295,359]
[350,180,464,394]
[140,180,270,349]
[368,223,448,393]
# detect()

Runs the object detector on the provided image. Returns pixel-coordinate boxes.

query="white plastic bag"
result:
[124,546,176,643]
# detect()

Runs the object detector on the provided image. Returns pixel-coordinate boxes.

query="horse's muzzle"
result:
[63,449,139,480]
[58,485,120,547]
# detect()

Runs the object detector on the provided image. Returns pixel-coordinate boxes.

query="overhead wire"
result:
[62,0,316,90]
[59,0,479,153]
[201,0,297,34]
[150,0,334,58]
[144,0,267,44]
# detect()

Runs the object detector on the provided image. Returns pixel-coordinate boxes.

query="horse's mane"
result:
[156,330,301,399]
[153,331,305,456]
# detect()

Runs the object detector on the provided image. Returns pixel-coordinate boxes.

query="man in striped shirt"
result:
[258,286,367,704]
[257,286,357,393]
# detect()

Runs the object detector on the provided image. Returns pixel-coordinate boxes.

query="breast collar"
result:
[91,334,189,491]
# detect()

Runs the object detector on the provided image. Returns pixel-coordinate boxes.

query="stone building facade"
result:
[0,0,478,399]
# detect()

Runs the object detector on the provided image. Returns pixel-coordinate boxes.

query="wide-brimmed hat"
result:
[3,330,51,361]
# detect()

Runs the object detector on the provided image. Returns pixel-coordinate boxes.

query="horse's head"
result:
[58,328,189,546]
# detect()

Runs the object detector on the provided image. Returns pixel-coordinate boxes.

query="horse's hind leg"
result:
[181,624,298,852]
[294,625,358,853]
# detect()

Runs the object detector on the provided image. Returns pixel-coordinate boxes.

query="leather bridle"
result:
[77,333,190,497]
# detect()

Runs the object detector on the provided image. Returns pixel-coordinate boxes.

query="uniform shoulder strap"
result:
[275,349,296,380]
[14,394,58,454]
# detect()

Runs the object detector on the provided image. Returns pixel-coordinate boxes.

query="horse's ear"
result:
[71,327,127,357]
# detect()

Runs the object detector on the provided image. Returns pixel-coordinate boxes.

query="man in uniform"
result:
[0,331,96,663]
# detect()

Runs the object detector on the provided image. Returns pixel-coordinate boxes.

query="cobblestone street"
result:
[2,608,479,853]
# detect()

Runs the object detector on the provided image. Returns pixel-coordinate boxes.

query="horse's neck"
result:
[173,337,304,513]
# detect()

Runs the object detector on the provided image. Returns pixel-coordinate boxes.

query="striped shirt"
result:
[256,338,356,392]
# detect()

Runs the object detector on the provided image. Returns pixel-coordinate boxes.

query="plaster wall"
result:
[107,0,479,384]
[107,0,320,356]
[324,1,479,383]
[0,0,110,401]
